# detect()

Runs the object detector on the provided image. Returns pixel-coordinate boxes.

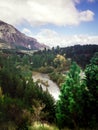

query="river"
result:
[32,72,60,101]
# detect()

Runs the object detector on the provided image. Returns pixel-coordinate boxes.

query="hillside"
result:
[60,44,98,68]
[0,20,46,50]
[31,44,98,69]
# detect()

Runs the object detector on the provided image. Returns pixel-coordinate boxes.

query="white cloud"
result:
[79,10,94,22]
[22,28,33,37]
[0,0,94,26]
[30,29,98,47]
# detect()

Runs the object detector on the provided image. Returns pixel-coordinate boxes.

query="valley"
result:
[32,72,60,100]
[0,47,98,129]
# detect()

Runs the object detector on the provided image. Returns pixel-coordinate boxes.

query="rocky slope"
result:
[0,20,46,50]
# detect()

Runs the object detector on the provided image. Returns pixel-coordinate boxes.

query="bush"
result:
[38,66,54,73]
[49,72,65,87]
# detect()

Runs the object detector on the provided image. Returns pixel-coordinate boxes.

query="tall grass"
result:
[29,122,59,130]
[29,122,96,130]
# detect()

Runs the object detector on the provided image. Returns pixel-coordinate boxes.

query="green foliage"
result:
[0,95,30,129]
[49,72,65,87]
[32,50,55,69]
[0,52,55,129]
[59,45,98,68]
[56,54,98,129]
[56,62,85,129]
[0,48,98,129]
[29,122,59,130]
[82,52,98,128]
[38,66,54,73]
[53,54,66,68]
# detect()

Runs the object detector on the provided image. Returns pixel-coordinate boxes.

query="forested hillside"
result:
[60,45,98,68]
[0,51,55,129]
[0,45,98,129]
[32,44,98,69]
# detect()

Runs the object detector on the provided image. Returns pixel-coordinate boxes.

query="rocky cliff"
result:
[0,20,46,50]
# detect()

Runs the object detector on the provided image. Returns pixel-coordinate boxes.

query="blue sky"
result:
[0,0,98,47]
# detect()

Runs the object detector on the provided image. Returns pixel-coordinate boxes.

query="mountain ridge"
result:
[0,20,47,50]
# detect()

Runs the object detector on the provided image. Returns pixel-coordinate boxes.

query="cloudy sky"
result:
[0,0,98,47]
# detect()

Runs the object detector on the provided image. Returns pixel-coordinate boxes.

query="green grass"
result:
[29,122,59,130]
[29,122,96,130]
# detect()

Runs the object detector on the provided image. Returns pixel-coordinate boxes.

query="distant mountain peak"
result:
[0,20,47,50]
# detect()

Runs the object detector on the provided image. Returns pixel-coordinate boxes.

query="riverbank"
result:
[32,72,60,101]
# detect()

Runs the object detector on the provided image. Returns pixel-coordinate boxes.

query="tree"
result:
[32,100,46,123]
[53,54,66,68]
[85,52,98,99]
[56,62,84,129]
[83,52,98,128]
[0,87,3,97]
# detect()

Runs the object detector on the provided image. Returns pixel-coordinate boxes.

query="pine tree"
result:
[84,52,98,128]
[56,62,84,129]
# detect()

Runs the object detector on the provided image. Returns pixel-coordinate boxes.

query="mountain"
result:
[0,20,46,50]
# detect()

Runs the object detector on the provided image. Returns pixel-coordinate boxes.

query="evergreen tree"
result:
[56,62,84,129]
[83,52,98,128]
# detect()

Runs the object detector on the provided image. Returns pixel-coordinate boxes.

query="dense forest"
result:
[60,45,98,68]
[0,50,55,129]
[32,44,98,69]
[0,44,98,130]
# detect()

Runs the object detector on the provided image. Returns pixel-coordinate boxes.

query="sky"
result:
[0,0,98,47]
